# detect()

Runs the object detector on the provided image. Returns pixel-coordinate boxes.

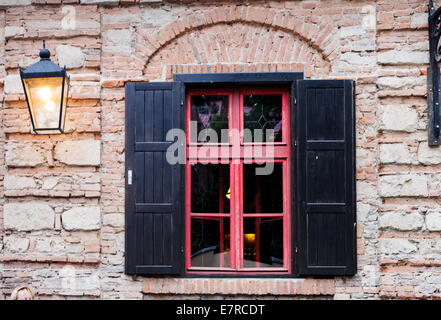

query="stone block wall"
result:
[0,0,440,300]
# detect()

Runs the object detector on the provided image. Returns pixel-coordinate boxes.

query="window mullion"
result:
[232,88,242,271]
[231,162,240,271]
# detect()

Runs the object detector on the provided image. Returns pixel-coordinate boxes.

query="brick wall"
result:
[0,0,439,300]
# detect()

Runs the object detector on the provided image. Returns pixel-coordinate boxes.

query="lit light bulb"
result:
[39,87,52,101]
[44,101,55,112]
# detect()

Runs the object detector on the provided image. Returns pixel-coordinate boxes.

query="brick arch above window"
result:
[143,22,331,80]
[135,6,340,71]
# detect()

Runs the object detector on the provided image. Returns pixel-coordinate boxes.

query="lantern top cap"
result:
[39,40,50,60]
[20,40,66,78]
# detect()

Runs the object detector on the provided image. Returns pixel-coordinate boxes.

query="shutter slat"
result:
[135,153,144,203]
[154,152,163,203]
[145,90,154,142]
[145,152,154,203]
[306,204,346,212]
[306,141,345,150]
[144,213,153,266]
[297,79,356,276]
[135,213,144,266]
[125,82,183,275]
[136,204,173,212]
[135,90,145,143]
[135,142,172,152]
[154,90,164,142]
[153,214,163,265]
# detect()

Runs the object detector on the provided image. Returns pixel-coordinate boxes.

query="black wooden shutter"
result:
[296,80,356,276]
[125,82,184,275]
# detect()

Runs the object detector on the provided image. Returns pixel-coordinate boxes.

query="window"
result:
[125,74,356,277]
[185,87,291,273]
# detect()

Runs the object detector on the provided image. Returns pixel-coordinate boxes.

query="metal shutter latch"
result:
[127,170,133,185]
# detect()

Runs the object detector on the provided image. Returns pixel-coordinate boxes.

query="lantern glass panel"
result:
[23,76,65,132]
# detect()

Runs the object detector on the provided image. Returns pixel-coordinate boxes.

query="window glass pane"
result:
[243,217,283,268]
[191,95,229,143]
[243,94,282,142]
[191,217,230,268]
[243,163,283,214]
[191,164,230,213]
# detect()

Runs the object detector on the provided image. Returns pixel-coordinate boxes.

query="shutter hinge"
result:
[180,246,184,253]
[294,139,297,147]
[295,247,299,254]
[127,169,132,185]
[294,97,297,105]
[181,99,184,107]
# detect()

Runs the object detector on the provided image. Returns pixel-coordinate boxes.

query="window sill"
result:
[142,278,334,296]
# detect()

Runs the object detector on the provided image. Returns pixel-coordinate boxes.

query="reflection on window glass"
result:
[243,217,283,268]
[191,164,230,213]
[191,217,230,268]
[244,94,282,142]
[191,95,229,143]
[243,163,283,214]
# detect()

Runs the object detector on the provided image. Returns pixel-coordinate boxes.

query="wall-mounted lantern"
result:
[428,0,441,145]
[19,41,69,134]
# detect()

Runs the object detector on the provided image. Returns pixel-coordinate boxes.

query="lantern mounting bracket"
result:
[428,0,441,145]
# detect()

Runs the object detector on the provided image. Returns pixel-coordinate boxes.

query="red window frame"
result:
[185,87,291,274]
